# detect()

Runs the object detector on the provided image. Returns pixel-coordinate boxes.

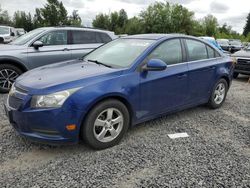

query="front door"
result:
[27,30,72,69]
[139,39,189,119]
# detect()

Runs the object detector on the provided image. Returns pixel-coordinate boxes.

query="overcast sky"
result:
[0,0,249,33]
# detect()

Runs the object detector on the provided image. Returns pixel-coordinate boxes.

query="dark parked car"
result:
[0,26,116,93]
[217,39,231,51]
[4,34,234,149]
[231,45,250,78]
[229,39,243,53]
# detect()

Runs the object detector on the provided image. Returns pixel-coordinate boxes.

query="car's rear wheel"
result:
[233,72,239,79]
[0,64,23,93]
[81,99,130,150]
[208,79,228,109]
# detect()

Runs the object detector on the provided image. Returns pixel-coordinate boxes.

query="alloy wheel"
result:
[214,83,226,105]
[93,108,124,143]
[0,69,19,90]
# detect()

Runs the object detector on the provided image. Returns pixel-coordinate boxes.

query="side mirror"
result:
[142,59,167,72]
[33,41,44,49]
[11,32,15,37]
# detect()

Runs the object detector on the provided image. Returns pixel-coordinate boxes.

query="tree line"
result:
[93,2,250,42]
[0,0,81,32]
[1,0,250,41]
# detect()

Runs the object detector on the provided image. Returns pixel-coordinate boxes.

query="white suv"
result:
[0,26,17,44]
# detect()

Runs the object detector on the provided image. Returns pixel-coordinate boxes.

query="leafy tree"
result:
[92,13,110,30]
[243,13,250,36]
[124,17,144,34]
[0,5,12,25]
[35,0,68,26]
[202,14,218,37]
[139,2,194,34]
[13,11,33,31]
[68,10,82,26]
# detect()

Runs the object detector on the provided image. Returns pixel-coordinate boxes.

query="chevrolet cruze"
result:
[4,34,234,149]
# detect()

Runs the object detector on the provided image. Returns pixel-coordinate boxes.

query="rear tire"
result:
[0,64,23,93]
[233,72,239,79]
[81,99,130,150]
[208,79,228,109]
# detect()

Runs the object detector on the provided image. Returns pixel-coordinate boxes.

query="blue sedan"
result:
[5,34,234,149]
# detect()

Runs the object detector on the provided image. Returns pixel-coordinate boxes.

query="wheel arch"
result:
[79,94,134,139]
[0,58,28,73]
[220,75,230,87]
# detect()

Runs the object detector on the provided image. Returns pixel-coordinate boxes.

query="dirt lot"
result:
[0,77,249,187]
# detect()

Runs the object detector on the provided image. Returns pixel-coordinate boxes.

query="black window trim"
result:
[182,37,223,63]
[68,30,112,45]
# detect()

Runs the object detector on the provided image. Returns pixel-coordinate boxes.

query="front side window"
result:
[148,39,183,65]
[38,30,67,46]
[186,39,208,61]
[84,38,154,68]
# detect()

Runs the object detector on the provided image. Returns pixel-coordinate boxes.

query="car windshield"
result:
[11,28,45,45]
[217,40,229,45]
[83,38,154,68]
[0,27,10,35]
[230,41,241,45]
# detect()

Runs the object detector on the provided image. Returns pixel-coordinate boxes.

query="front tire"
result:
[233,72,239,79]
[81,99,130,150]
[208,79,228,109]
[0,64,23,93]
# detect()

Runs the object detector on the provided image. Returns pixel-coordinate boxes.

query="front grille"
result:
[237,59,250,65]
[8,96,23,110]
[236,58,250,72]
[7,85,28,110]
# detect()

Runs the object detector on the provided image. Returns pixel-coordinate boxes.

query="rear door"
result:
[68,30,106,59]
[184,38,219,103]
[27,30,72,69]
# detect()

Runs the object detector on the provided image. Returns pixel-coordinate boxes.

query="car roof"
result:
[123,33,202,41]
[42,26,114,34]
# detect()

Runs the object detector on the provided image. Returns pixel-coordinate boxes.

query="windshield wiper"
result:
[87,59,112,68]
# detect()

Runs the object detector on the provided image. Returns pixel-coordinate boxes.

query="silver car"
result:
[0,26,117,93]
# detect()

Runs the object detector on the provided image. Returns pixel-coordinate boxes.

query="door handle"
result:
[177,73,187,79]
[62,48,70,51]
[209,66,215,70]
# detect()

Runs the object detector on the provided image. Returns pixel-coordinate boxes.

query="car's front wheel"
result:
[81,99,130,150]
[0,64,22,93]
[233,72,239,79]
[208,79,228,109]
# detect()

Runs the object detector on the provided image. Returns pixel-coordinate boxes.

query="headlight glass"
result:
[31,88,79,108]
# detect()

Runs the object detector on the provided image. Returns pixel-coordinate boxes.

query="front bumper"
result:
[4,102,86,145]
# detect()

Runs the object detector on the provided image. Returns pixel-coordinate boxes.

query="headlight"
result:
[31,88,79,108]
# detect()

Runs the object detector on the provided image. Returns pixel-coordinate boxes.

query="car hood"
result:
[16,59,122,93]
[0,44,26,51]
[0,34,10,37]
[232,50,250,58]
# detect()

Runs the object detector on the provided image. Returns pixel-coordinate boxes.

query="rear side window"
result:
[148,39,183,65]
[186,39,208,61]
[99,33,112,43]
[72,30,97,44]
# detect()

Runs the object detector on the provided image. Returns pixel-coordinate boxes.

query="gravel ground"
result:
[0,76,250,187]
